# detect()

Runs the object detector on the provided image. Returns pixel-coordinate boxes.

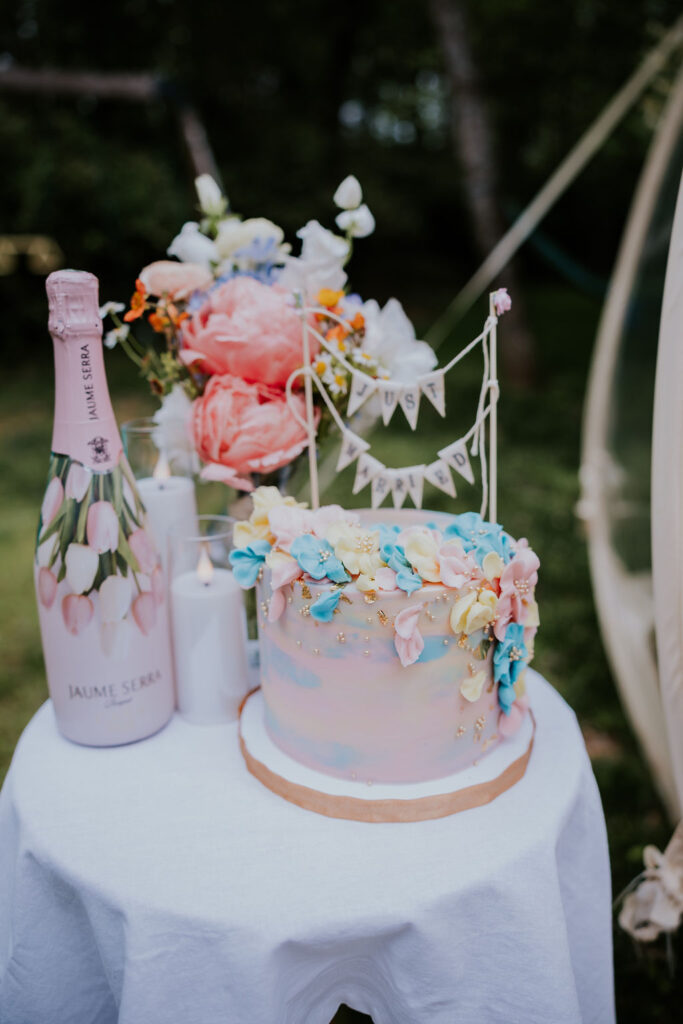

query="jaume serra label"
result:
[35,270,174,747]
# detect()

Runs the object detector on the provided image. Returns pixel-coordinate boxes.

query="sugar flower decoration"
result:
[290,535,349,584]
[400,527,441,583]
[356,567,398,593]
[265,550,303,590]
[229,539,272,588]
[449,588,498,635]
[460,669,487,703]
[310,589,343,623]
[494,548,540,641]
[393,603,425,667]
[493,623,527,714]
[444,512,512,566]
[438,541,480,589]
[326,523,382,577]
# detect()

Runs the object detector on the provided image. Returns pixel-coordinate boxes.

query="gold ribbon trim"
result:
[239,694,535,823]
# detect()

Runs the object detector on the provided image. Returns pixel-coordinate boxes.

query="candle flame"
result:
[196,544,214,585]
[153,451,171,481]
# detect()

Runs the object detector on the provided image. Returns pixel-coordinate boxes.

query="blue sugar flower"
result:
[229,540,272,589]
[444,511,513,565]
[493,623,527,713]
[310,589,343,623]
[290,534,349,584]
[395,568,423,595]
[380,538,410,574]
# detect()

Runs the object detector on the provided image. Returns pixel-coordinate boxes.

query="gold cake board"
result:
[239,688,535,823]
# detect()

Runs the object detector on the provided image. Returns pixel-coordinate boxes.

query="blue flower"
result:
[229,540,272,589]
[395,568,423,595]
[290,534,349,584]
[493,623,527,714]
[444,512,513,565]
[378,533,423,594]
[310,589,342,623]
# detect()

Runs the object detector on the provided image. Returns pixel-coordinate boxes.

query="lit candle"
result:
[170,546,249,724]
[137,453,198,570]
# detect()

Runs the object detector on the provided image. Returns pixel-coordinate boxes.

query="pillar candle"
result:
[137,458,198,570]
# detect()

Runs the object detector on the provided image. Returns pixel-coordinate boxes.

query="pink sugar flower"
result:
[139,260,213,300]
[62,594,94,636]
[375,567,398,591]
[393,602,425,667]
[41,476,64,529]
[192,374,313,483]
[128,528,158,575]
[492,288,511,316]
[38,568,58,609]
[269,557,303,591]
[65,463,91,502]
[268,505,314,552]
[86,501,119,554]
[181,276,318,388]
[132,592,157,636]
[494,548,540,641]
[438,541,480,590]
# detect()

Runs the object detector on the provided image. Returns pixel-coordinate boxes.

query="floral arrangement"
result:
[228,487,539,723]
[36,454,163,652]
[101,175,437,491]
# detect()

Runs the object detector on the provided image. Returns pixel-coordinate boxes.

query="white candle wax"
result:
[137,476,198,570]
[170,567,249,724]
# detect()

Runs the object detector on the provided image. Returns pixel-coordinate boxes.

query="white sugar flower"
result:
[167,222,218,269]
[360,297,437,384]
[195,174,227,218]
[333,175,363,210]
[335,203,375,238]
[99,301,125,319]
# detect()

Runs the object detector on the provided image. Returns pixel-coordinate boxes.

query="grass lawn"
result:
[1,283,682,1021]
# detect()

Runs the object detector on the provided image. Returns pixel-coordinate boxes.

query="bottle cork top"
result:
[46,270,102,340]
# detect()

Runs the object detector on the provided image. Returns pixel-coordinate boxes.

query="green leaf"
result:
[113,465,123,515]
[38,504,68,544]
[117,525,141,574]
[57,561,66,583]
[75,480,93,543]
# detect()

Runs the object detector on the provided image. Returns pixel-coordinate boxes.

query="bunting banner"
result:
[398,386,421,430]
[378,381,402,426]
[419,371,446,417]
[336,429,371,472]
[371,469,393,509]
[437,439,475,485]
[391,466,425,510]
[346,371,377,417]
[423,459,456,498]
[352,453,384,495]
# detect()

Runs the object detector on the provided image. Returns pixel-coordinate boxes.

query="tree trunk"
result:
[429,0,535,386]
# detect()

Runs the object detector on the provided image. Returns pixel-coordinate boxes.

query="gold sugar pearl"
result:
[366,616,374,625]
[363,650,371,657]
[443,639,450,646]
[313,648,320,655]
[336,632,346,644]
[363,635,370,643]
[299,605,311,617]
[456,725,466,737]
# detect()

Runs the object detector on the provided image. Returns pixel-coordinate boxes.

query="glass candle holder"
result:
[122,417,199,569]
[168,516,249,725]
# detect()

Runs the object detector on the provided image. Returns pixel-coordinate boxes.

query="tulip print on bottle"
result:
[34,270,175,746]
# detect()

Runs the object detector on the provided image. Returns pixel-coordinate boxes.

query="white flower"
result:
[65,543,99,594]
[360,297,437,384]
[99,574,132,622]
[333,175,363,210]
[278,219,349,296]
[335,204,375,238]
[215,216,285,261]
[152,384,199,476]
[167,222,218,269]
[104,324,130,350]
[195,174,227,218]
[99,301,125,319]
[36,535,57,568]
[65,463,92,502]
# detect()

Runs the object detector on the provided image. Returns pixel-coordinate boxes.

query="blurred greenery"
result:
[2,1,683,1021]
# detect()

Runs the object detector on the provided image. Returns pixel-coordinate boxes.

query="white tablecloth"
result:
[0,672,614,1024]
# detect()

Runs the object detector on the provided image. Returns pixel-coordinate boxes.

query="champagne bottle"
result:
[34,270,175,745]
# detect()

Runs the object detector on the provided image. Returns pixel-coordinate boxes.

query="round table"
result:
[0,672,615,1024]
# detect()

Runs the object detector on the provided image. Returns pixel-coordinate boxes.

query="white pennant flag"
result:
[404,466,425,509]
[371,470,392,509]
[378,381,402,426]
[399,386,421,430]
[424,459,456,497]
[419,371,446,417]
[347,371,377,417]
[438,439,475,485]
[390,470,407,509]
[336,429,370,472]
[352,453,384,495]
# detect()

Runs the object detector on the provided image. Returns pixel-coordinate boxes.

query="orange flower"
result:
[124,279,147,322]
[317,288,344,308]
[350,312,365,331]
[326,324,349,346]
[148,312,167,333]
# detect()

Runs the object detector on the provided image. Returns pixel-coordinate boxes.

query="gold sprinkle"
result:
[299,581,312,600]
[457,634,468,648]
[336,632,346,644]
[287,596,293,604]
[299,605,311,617]
[443,638,450,646]
[363,592,377,604]
[468,662,476,675]
[456,725,466,737]
[366,616,374,624]
[313,647,320,655]
[363,650,370,657]
[363,635,370,643]
[257,567,264,582]
[339,592,352,604]
[377,609,389,626]
[296,640,302,647]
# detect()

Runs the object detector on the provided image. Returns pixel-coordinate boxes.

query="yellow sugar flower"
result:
[250,486,306,528]
[402,530,440,583]
[234,518,272,548]
[460,669,487,703]
[327,523,382,576]
[482,551,504,581]
[449,588,498,635]
[523,597,540,629]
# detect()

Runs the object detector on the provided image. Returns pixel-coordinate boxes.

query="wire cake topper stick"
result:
[288,291,509,520]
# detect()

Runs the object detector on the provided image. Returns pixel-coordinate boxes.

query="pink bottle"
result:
[34,270,175,745]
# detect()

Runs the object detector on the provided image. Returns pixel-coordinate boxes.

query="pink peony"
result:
[180,276,318,388]
[128,528,159,575]
[41,477,64,528]
[192,374,313,482]
[393,602,425,667]
[132,592,157,635]
[38,568,58,609]
[87,501,119,554]
[139,260,213,300]
[62,594,94,636]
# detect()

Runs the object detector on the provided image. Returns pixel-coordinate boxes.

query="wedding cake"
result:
[231,489,539,792]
